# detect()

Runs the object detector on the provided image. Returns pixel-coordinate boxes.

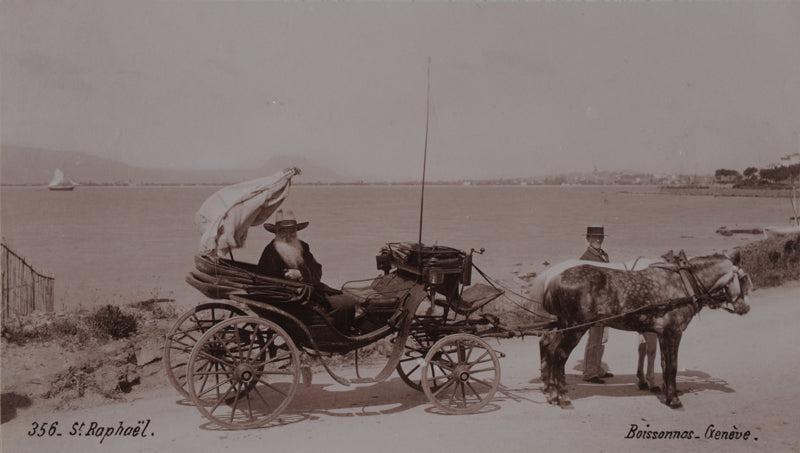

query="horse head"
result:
[691,252,751,315]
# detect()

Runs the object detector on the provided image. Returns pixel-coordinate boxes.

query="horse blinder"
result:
[720,268,751,315]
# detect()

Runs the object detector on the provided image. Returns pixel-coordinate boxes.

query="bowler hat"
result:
[586,225,606,237]
[263,209,309,233]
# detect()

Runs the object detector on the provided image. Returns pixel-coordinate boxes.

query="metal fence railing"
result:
[1,240,54,321]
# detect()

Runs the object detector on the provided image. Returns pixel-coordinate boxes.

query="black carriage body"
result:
[188,254,425,355]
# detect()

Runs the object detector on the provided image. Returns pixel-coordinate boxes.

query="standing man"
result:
[580,225,614,384]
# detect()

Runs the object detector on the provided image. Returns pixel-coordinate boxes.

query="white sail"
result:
[48,168,77,190]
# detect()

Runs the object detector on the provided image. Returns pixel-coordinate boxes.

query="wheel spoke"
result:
[197,376,233,399]
[431,375,457,397]
[250,384,274,411]
[234,324,244,362]
[466,380,483,398]
[429,372,454,384]
[441,350,457,367]
[229,382,242,424]
[448,380,463,407]
[263,351,293,367]
[245,390,255,422]
[197,361,214,396]
[195,350,235,369]
[191,369,233,376]
[468,366,497,374]
[213,330,240,364]
[171,335,199,350]
[256,376,290,397]
[461,342,473,364]
[468,350,490,367]
[401,360,422,377]
[207,381,236,413]
[469,377,496,389]
[246,324,261,362]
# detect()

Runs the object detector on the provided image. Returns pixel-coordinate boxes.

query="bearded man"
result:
[257,209,356,329]
[257,209,322,283]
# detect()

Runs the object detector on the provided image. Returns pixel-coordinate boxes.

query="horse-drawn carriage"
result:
[165,168,753,429]
[165,242,508,429]
[164,169,510,429]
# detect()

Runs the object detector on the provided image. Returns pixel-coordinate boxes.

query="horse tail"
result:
[542,273,561,315]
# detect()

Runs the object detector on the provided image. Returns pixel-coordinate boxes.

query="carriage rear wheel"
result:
[186,316,300,429]
[164,302,247,397]
[396,330,446,392]
[420,333,501,414]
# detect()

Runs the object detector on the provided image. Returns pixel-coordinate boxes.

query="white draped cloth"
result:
[195,167,301,256]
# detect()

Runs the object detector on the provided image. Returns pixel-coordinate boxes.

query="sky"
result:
[2,0,799,182]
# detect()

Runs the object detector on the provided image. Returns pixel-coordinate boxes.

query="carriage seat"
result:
[436,283,503,315]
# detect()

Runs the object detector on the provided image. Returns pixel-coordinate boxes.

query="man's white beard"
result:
[275,236,304,269]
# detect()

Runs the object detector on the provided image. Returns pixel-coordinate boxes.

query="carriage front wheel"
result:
[186,316,300,429]
[420,333,501,415]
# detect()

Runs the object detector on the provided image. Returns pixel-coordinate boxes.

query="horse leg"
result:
[551,329,586,408]
[644,332,660,392]
[636,334,648,390]
[539,332,561,406]
[658,331,683,408]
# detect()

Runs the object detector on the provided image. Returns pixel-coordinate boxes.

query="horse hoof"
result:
[559,399,574,409]
[649,386,661,394]
[637,382,649,391]
[666,398,683,409]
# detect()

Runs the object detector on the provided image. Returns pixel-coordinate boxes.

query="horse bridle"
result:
[705,266,751,312]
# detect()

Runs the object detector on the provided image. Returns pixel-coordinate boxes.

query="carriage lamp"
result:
[376,251,392,274]
[426,258,444,284]
[427,269,444,285]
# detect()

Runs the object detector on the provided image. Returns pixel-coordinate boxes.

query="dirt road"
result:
[2,283,799,453]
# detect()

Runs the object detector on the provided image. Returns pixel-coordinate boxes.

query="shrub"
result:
[89,305,138,339]
[0,316,84,345]
[736,232,800,288]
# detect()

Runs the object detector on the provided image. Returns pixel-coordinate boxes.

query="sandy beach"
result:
[1,281,798,453]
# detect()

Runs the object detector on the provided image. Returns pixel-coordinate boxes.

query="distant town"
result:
[66,171,721,187]
[2,146,798,188]
[11,166,797,188]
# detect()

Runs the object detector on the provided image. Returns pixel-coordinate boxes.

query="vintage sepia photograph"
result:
[1,1,798,451]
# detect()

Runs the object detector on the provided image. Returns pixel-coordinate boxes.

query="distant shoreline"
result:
[1,182,795,197]
[651,186,794,198]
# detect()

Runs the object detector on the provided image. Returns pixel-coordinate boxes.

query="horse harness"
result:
[650,251,750,314]
[542,252,749,335]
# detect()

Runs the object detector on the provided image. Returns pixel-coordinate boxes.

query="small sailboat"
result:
[48,168,78,191]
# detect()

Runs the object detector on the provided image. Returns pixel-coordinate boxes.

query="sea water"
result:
[0,185,787,309]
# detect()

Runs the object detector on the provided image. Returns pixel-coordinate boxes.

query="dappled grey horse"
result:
[538,251,751,408]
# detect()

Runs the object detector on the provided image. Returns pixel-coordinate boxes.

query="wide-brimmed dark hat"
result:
[586,225,606,237]
[263,209,309,233]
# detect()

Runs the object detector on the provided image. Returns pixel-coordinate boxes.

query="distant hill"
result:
[0,146,352,185]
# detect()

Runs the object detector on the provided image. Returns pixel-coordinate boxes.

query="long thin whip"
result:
[418,57,431,262]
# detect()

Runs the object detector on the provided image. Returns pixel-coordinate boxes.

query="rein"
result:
[542,290,723,335]
[473,257,747,336]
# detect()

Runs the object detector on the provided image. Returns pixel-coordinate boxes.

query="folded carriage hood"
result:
[195,167,301,257]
